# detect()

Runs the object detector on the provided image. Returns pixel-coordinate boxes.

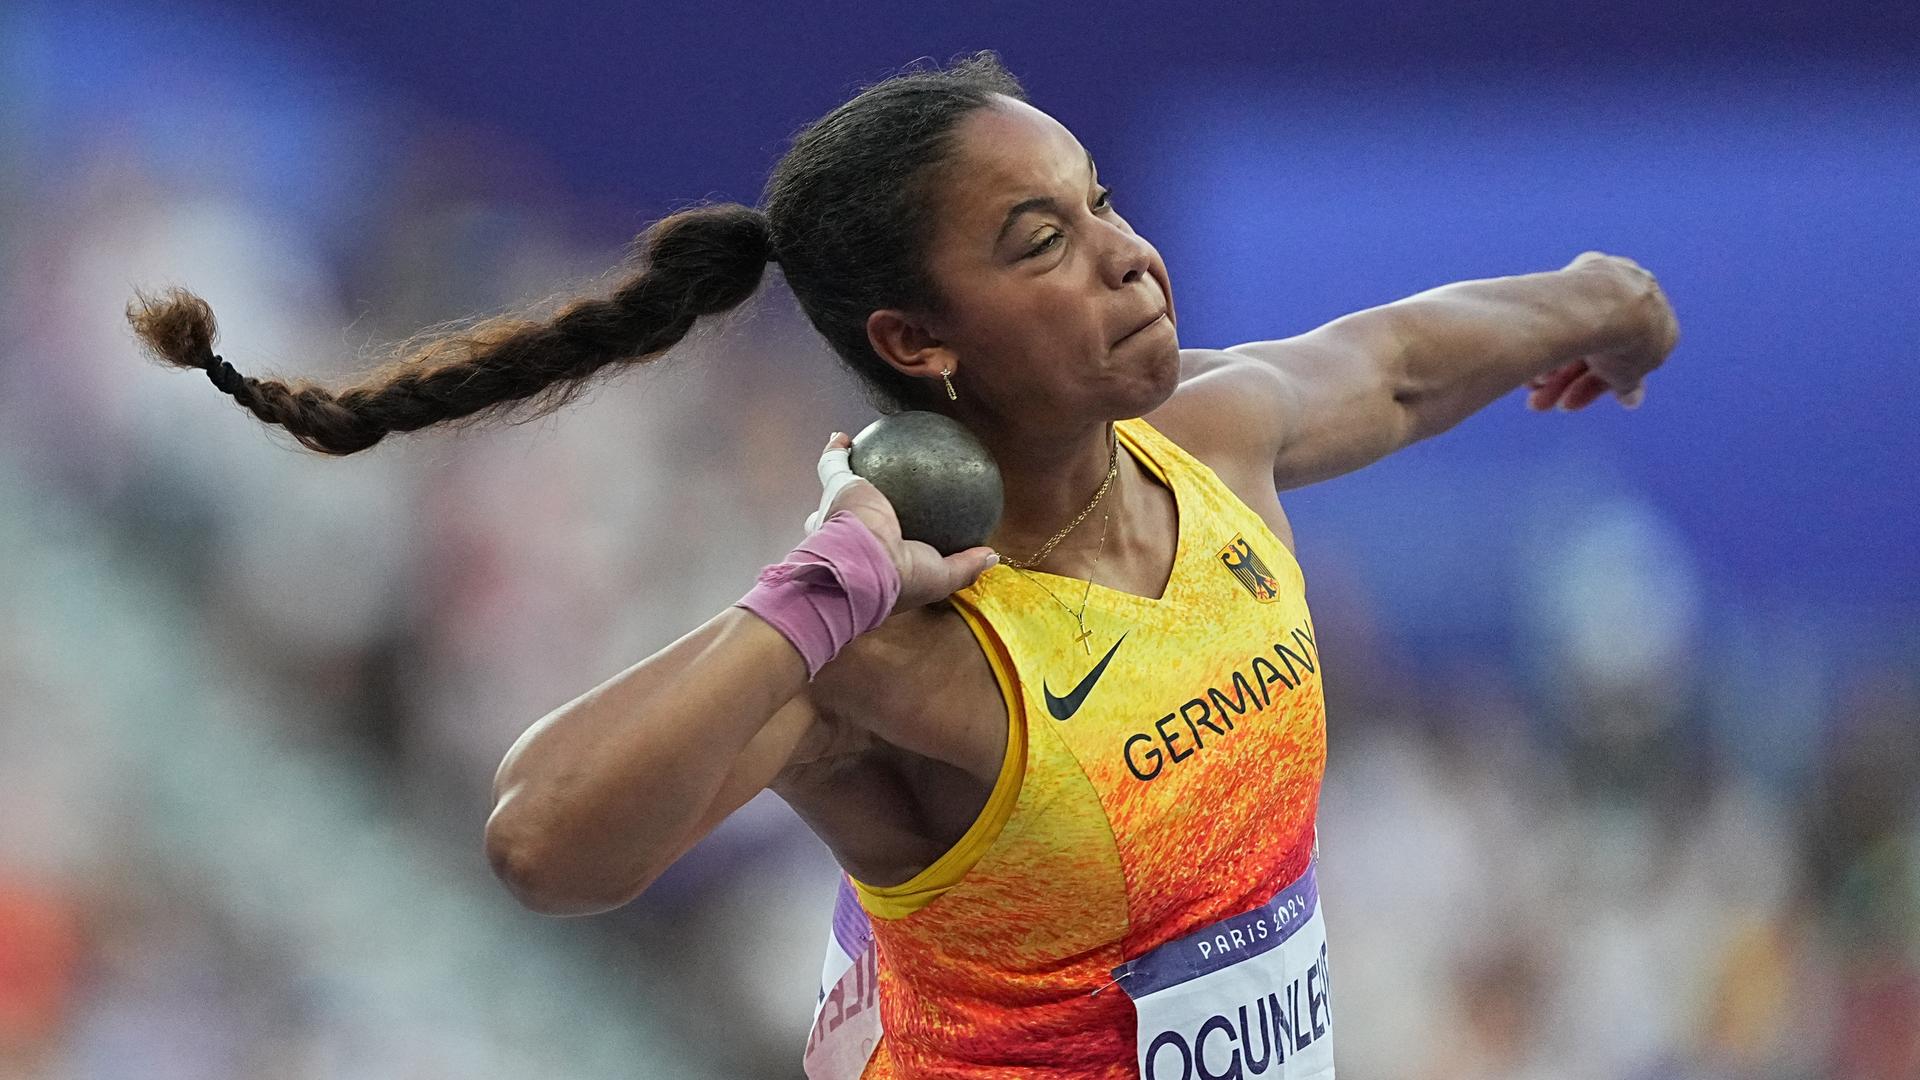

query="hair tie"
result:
[206,355,246,397]
[755,209,778,265]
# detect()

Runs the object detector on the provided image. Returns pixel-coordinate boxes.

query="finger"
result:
[1556,371,1612,411]
[816,438,853,488]
[1526,359,1573,390]
[1528,358,1585,396]
[939,546,1000,593]
[894,545,999,610]
[806,432,863,534]
[1528,360,1589,410]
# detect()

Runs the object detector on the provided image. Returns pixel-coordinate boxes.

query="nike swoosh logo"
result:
[1044,632,1129,722]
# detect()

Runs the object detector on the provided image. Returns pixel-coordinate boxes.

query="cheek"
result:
[959,283,1120,401]
[1150,262,1176,320]
[1006,297,1102,370]
[971,325,1075,407]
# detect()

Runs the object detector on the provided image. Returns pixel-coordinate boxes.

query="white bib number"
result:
[1115,859,1334,1080]
[803,877,882,1080]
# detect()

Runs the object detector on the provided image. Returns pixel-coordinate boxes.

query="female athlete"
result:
[127,51,1678,1080]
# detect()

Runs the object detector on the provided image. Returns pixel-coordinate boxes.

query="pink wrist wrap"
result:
[735,510,902,679]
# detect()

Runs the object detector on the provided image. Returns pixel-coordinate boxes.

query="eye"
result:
[1025,232,1062,258]
[1023,188,1116,258]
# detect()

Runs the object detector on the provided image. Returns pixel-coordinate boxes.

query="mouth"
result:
[1114,310,1167,346]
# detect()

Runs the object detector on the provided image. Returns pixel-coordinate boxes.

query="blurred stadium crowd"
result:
[2,9,1915,1080]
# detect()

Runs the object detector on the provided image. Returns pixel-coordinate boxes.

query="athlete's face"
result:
[887,98,1180,426]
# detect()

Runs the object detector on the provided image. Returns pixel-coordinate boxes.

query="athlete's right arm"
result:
[484,433,995,916]
[485,608,816,916]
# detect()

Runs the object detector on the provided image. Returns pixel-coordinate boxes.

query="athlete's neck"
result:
[975,418,1153,577]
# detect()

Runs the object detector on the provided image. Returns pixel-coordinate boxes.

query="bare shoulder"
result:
[1145,349,1288,482]
[1144,348,1299,552]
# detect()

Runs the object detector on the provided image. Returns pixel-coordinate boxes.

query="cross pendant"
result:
[1072,623,1093,653]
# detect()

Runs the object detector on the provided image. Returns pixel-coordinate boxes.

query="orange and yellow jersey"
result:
[805,417,1334,1080]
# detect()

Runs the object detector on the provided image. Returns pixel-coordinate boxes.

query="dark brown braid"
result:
[125,51,1026,456]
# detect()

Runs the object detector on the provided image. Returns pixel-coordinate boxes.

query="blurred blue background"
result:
[1,2,1915,1077]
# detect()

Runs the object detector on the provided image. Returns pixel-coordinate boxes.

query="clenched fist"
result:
[1527,252,1681,412]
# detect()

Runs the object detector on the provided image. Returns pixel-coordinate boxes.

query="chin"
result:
[1138,337,1183,408]
[1105,339,1181,419]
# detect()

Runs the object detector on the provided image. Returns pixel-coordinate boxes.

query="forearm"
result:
[1385,262,1638,441]
[485,606,808,914]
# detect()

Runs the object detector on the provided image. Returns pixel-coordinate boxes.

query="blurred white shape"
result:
[56,181,414,657]
[1530,498,1703,692]
[1318,727,1490,1070]
[684,791,845,1063]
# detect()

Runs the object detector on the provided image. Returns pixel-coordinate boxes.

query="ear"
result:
[866,308,958,385]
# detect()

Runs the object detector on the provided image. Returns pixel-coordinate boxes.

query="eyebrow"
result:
[994,149,1099,247]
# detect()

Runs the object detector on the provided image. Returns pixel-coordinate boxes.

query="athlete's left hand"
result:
[1525,356,1643,412]
[1527,252,1680,412]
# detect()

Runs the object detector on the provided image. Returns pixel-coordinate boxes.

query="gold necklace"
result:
[999,425,1119,571]
[1010,505,1112,653]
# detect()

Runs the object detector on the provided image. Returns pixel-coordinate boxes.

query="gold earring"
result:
[941,367,958,401]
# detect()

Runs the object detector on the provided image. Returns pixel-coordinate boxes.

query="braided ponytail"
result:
[127,203,775,456]
[131,51,1028,442]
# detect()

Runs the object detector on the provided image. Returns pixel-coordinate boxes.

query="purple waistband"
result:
[1112,855,1320,998]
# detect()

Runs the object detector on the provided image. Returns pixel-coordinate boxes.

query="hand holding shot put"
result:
[807,430,1000,613]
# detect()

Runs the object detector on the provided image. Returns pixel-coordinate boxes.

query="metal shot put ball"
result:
[849,411,1004,556]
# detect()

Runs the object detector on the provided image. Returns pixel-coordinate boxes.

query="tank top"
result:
[803,418,1333,1080]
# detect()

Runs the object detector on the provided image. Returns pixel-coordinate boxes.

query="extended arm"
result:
[1172,252,1678,491]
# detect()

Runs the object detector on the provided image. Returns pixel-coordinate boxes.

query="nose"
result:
[1103,224,1156,290]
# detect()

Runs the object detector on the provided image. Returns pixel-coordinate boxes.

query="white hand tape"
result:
[804,445,864,534]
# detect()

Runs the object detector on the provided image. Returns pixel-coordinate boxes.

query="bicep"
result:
[1204,311,1414,491]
